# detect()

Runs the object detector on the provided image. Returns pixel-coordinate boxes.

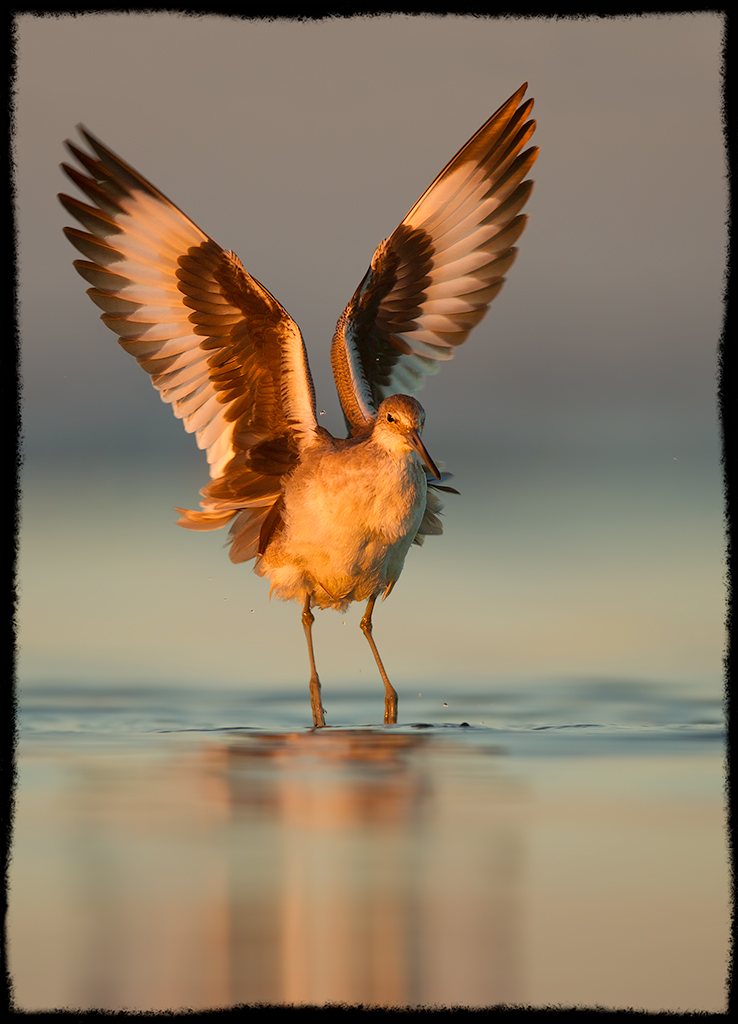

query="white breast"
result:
[257,442,428,611]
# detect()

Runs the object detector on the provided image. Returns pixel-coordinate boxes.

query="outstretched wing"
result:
[331,83,538,432]
[60,128,319,562]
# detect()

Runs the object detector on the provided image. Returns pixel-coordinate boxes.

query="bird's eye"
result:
[386,413,395,423]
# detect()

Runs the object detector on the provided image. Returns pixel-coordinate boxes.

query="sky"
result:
[14,12,727,699]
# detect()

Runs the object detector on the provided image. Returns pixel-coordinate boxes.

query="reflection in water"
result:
[11,689,728,1013]
[203,730,522,1007]
[12,729,526,1010]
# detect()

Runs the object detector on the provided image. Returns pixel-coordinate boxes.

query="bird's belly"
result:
[257,452,427,611]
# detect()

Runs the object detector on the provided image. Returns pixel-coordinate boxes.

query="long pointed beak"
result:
[408,429,441,479]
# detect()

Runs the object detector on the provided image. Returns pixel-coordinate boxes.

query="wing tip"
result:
[506,82,531,111]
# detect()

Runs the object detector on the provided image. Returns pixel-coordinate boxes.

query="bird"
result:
[59,83,538,727]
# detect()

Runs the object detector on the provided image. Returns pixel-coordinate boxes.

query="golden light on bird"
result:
[60,85,537,726]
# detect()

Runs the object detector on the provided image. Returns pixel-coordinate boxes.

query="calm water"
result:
[9,680,727,1012]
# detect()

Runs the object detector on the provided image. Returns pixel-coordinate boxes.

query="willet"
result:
[59,84,538,727]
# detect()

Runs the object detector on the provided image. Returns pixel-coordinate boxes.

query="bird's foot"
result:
[383,691,398,725]
[309,675,326,727]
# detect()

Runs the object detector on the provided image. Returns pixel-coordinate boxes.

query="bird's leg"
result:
[360,594,398,725]
[301,595,325,727]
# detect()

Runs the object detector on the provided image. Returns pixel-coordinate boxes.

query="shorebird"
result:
[59,84,538,727]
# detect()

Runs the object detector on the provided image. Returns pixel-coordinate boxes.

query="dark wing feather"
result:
[60,128,319,563]
[331,83,538,432]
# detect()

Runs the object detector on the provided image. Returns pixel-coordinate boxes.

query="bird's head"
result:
[373,395,441,479]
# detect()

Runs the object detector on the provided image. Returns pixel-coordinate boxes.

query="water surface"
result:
[10,681,727,1012]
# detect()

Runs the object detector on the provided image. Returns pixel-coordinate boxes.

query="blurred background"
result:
[15,12,726,701]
